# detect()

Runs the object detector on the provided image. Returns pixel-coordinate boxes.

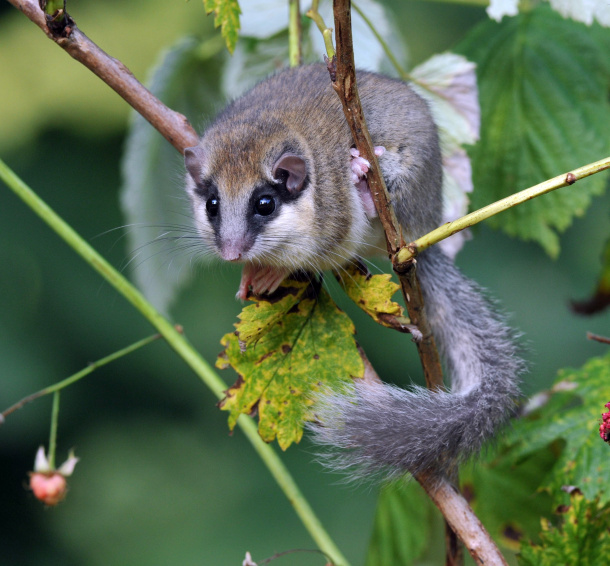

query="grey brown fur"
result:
[184,64,524,479]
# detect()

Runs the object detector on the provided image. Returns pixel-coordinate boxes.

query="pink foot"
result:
[237,264,289,300]
[350,146,385,218]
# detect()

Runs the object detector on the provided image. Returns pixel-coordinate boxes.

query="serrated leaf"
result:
[337,263,407,329]
[120,37,224,314]
[457,6,610,257]
[509,351,610,503]
[519,491,610,566]
[365,480,432,566]
[233,280,309,347]
[460,445,555,552]
[217,280,364,449]
[204,0,241,54]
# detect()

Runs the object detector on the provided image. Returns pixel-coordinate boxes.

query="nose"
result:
[220,240,245,262]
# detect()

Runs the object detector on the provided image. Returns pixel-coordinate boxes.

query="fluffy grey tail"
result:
[310,246,524,480]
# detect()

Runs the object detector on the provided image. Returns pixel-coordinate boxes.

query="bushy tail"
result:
[310,246,524,480]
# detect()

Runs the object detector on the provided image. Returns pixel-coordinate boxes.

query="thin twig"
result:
[1,333,162,420]
[305,1,336,59]
[418,474,508,566]
[330,2,502,564]
[48,392,60,469]
[330,0,443,390]
[397,158,610,265]
[6,0,199,152]
[587,332,610,345]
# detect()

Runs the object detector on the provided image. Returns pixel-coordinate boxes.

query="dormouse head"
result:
[184,135,317,269]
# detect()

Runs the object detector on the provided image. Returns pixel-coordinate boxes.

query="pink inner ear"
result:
[272,153,307,193]
[184,146,205,182]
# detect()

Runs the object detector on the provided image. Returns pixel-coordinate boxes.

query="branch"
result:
[329,2,506,564]
[6,0,199,152]
[330,0,443,390]
[396,156,610,265]
[588,332,610,345]
[418,475,508,566]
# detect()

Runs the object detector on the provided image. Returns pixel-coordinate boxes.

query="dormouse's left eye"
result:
[255,195,276,216]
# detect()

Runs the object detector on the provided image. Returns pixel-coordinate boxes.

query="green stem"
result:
[2,333,161,420]
[48,391,60,469]
[396,156,610,265]
[0,158,350,566]
[306,2,336,59]
[289,0,302,67]
[43,0,65,14]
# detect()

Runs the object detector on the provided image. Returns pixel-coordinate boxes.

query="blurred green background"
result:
[1,1,610,565]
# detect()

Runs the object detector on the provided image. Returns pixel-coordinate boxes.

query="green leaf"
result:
[457,6,610,257]
[337,263,408,330]
[204,0,241,54]
[509,351,610,503]
[456,352,610,552]
[119,37,224,314]
[519,491,610,566]
[460,446,555,553]
[365,480,433,566]
[217,279,364,450]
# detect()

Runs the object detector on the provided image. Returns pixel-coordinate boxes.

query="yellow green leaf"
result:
[203,0,241,54]
[217,279,364,450]
[337,263,408,329]
[235,279,309,348]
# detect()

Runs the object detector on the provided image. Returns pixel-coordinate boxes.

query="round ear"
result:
[272,153,307,193]
[184,146,205,182]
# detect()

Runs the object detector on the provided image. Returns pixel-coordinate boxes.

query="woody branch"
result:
[6,0,199,152]
[329,1,507,565]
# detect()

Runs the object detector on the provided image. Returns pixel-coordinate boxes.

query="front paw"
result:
[237,264,289,300]
[350,147,386,218]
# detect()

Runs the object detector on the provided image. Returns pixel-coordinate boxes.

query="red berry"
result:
[600,403,610,444]
[29,472,67,506]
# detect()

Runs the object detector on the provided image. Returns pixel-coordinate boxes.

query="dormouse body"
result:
[184,64,523,479]
[184,64,442,296]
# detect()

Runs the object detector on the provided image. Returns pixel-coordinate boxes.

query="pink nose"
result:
[220,242,244,262]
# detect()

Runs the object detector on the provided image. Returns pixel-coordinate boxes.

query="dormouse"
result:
[184,64,523,478]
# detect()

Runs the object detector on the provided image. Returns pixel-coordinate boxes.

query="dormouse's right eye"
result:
[206,196,219,217]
